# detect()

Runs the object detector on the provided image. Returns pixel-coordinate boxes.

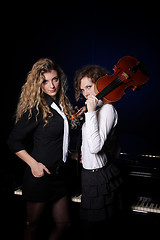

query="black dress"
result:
[7,95,68,202]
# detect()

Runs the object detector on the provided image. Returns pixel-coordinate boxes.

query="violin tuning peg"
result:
[132,86,137,91]
[113,65,117,72]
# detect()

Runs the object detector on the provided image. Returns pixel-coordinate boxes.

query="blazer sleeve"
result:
[7,110,39,153]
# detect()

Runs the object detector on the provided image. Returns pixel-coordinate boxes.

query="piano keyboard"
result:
[14,187,22,196]
[131,196,160,214]
[71,194,82,203]
[14,188,160,215]
[71,194,160,215]
[13,187,82,202]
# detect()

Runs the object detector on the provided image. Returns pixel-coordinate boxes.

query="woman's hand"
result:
[31,161,51,177]
[85,95,98,112]
[15,150,51,177]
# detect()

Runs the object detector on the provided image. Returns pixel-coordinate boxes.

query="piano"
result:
[9,152,160,240]
[70,152,160,217]
[13,152,160,216]
[13,189,160,215]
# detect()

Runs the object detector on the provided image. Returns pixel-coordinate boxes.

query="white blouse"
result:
[81,101,118,170]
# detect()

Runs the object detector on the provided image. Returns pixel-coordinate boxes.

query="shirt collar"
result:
[44,93,61,109]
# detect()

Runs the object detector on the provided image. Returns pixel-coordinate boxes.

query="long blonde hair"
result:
[16,58,73,125]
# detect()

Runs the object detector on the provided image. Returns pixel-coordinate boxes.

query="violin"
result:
[71,56,149,121]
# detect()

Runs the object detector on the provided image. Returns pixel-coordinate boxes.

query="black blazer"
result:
[7,95,64,172]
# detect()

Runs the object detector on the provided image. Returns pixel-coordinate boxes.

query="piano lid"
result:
[117,152,160,167]
[114,152,160,179]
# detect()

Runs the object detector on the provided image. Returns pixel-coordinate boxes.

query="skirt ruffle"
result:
[80,163,124,221]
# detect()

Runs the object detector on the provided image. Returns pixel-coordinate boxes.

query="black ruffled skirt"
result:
[80,162,124,222]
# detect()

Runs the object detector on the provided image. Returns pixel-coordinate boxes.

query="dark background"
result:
[3,0,160,170]
[1,1,160,239]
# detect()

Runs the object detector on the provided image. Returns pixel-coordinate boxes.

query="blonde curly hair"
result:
[16,58,73,126]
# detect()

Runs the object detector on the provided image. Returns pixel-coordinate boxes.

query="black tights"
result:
[24,196,71,240]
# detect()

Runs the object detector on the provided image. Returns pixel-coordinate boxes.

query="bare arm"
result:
[16,150,51,177]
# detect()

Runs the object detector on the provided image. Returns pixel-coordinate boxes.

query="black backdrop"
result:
[3,1,160,173]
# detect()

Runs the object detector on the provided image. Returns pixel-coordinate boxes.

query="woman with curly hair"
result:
[8,58,73,239]
[74,65,123,239]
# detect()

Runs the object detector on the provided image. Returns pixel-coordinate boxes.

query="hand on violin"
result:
[85,95,98,112]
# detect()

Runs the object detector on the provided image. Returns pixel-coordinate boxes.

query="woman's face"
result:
[41,70,60,100]
[80,77,96,99]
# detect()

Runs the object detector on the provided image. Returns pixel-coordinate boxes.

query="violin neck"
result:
[96,77,123,100]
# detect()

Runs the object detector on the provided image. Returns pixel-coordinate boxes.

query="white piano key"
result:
[71,194,82,203]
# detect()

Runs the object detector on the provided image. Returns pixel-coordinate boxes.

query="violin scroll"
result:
[70,106,86,121]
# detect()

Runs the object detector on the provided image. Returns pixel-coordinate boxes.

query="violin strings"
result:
[97,77,123,100]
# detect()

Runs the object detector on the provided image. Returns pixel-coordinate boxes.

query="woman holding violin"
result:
[74,65,124,239]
